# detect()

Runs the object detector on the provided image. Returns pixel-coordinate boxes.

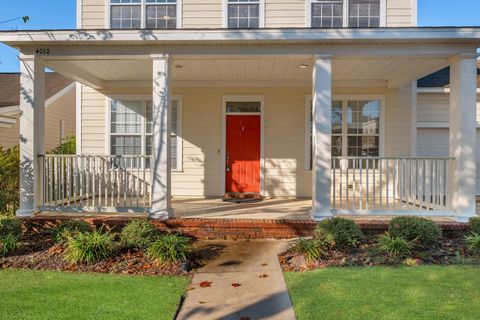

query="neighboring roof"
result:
[418,61,480,88]
[0,72,73,107]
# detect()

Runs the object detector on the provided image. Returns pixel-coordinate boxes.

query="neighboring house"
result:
[417,63,480,194]
[0,73,75,150]
[0,0,479,221]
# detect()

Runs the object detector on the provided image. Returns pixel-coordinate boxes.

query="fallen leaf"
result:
[231,283,241,288]
[261,263,268,267]
[259,274,269,279]
[199,301,206,304]
[187,287,196,291]
[199,281,212,288]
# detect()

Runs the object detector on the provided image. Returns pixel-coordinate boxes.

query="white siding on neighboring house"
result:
[417,92,480,194]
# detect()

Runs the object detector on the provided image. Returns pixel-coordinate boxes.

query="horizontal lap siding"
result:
[418,93,480,124]
[265,0,306,28]
[82,0,106,29]
[182,0,223,28]
[81,86,106,154]
[385,85,413,156]
[386,0,414,27]
[0,117,20,148]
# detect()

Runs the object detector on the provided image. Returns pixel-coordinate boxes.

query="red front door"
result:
[226,115,261,193]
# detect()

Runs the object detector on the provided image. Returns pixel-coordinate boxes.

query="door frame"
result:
[221,95,265,196]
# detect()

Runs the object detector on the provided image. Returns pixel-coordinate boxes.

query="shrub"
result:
[316,217,364,248]
[0,233,21,257]
[377,233,413,260]
[147,234,192,263]
[48,136,76,155]
[0,146,20,216]
[465,233,480,255]
[65,228,115,264]
[0,216,22,238]
[469,217,480,234]
[314,227,336,248]
[120,220,159,249]
[292,238,323,261]
[388,216,442,248]
[51,220,91,243]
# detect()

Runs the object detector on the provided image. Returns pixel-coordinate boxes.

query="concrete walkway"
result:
[176,240,296,320]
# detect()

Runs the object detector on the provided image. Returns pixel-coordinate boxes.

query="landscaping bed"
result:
[281,216,480,271]
[0,218,219,276]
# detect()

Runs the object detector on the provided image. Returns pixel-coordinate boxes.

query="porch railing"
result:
[40,155,153,212]
[331,157,454,214]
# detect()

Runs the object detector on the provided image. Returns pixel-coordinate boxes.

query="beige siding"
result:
[79,0,415,30]
[418,93,480,124]
[82,85,414,197]
[265,0,306,28]
[81,0,106,29]
[386,0,415,27]
[0,87,76,150]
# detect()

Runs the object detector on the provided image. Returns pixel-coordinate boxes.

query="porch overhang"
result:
[1,27,479,92]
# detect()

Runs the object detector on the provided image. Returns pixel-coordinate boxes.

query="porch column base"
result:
[312,209,333,221]
[16,209,37,218]
[149,208,174,220]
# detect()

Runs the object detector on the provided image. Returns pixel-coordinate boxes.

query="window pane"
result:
[146,5,177,29]
[311,1,343,28]
[226,101,261,113]
[332,100,343,134]
[347,136,379,156]
[111,135,142,156]
[111,101,143,134]
[228,3,259,28]
[347,100,380,135]
[348,0,380,28]
[111,5,141,29]
[332,135,342,157]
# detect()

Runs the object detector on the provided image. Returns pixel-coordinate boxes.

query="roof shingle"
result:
[418,61,480,88]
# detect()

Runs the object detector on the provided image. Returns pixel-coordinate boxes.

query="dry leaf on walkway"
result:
[231,283,241,288]
[187,287,196,291]
[261,263,268,267]
[198,301,206,304]
[199,281,212,288]
[259,274,269,278]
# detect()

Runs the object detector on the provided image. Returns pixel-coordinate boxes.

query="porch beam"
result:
[312,55,333,220]
[447,53,478,221]
[150,54,173,220]
[17,55,45,217]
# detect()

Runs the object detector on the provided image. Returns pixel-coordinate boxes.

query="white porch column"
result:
[312,55,333,220]
[448,53,478,221]
[150,54,173,219]
[17,55,45,217]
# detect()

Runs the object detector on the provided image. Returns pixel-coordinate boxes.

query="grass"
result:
[285,266,480,320]
[0,269,190,320]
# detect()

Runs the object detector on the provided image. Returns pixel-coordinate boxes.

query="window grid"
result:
[309,0,382,28]
[348,0,380,28]
[227,0,260,29]
[110,0,178,29]
[311,1,344,28]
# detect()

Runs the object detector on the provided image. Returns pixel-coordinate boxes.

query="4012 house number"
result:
[35,48,50,55]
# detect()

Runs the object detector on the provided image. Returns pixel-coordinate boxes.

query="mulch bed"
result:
[0,232,220,276]
[280,233,478,271]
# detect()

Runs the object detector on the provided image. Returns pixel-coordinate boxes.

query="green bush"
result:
[51,220,91,243]
[0,216,22,238]
[120,220,159,249]
[292,238,323,261]
[316,217,364,248]
[465,233,480,255]
[0,233,21,257]
[48,136,76,155]
[388,216,442,248]
[0,146,20,216]
[377,233,413,260]
[469,217,480,234]
[65,228,115,264]
[147,234,192,263]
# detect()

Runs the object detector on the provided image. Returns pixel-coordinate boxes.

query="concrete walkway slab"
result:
[176,240,296,320]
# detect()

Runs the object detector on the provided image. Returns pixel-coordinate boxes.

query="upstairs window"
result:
[227,0,261,29]
[146,0,177,29]
[110,0,179,29]
[348,0,380,27]
[110,0,142,29]
[311,0,344,28]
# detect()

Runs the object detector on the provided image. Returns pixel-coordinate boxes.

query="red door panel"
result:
[226,115,261,193]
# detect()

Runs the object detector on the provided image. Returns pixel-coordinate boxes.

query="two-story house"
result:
[0,0,479,223]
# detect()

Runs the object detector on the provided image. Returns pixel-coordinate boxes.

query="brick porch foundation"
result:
[22,215,468,239]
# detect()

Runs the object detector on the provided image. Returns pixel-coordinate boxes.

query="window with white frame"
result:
[348,0,380,27]
[306,98,381,170]
[110,98,182,170]
[311,0,344,28]
[226,0,261,29]
[110,0,178,29]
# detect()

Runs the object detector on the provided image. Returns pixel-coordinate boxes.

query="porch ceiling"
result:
[43,57,450,90]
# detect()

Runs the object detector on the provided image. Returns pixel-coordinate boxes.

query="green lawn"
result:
[285,266,480,320]
[0,270,190,320]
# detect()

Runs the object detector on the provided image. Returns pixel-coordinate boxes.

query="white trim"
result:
[417,122,450,128]
[304,93,386,171]
[76,82,82,155]
[411,81,417,156]
[222,0,265,28]
[417,87,480,94]
[221,95,265,196]
[306,0,386,28]
[0,105,20,116]
[77,0,83,29]
[105,95,183,171]
[411,0,418,27]
[46,82,76,106]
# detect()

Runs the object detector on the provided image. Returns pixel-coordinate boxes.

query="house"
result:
[0,72,76,150]
[0,0,479,222]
